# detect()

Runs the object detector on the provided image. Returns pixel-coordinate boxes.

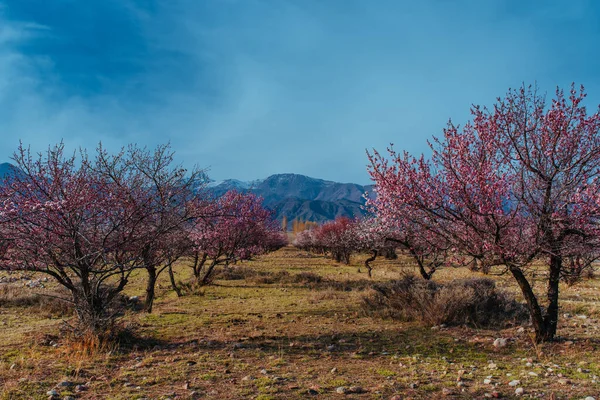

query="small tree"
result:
[315,217,356,264]
[189,191,283,285]
[93,144,211,313]
[0,144,144,336]
[368,84,600,342]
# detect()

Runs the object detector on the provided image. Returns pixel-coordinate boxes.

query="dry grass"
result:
[362,275,529,327]
[0,247,599,399]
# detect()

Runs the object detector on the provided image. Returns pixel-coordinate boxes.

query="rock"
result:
[56,381,73,388]
[515,387,524,396]
[327,345,336,351]
[493,338,508,348]
[330,367,338,374]
[408,383,418,389]
[557,378,570,385]
[584,397,596,400]
[241,375,255,381]
[442,387,453,396]
[517,327,525,333]
[528,372,538,376]
[75,385,87,392]
[508,380,520,387]
[46,390,59,397]
[335,386,347,394]
[488,363,497,370]
[260,368,268,375]
[483,379,492,384]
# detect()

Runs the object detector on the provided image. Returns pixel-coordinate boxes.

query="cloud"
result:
[0,0,599,183]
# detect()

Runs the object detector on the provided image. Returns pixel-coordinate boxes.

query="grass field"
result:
[1,246,600,399]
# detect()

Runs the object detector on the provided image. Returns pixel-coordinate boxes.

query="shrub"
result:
[213,265,260,281]
[0,285,73,317]
[361,275,528,327]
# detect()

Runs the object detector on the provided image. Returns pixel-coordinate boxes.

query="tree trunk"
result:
[168,264,182,297]
[509,265,549,342]
[144,266,157,313]
[193,252,208,283]
[542,254,562,341]
[408,248,434,280]
[364,249,377,278]
[201,260,219,285]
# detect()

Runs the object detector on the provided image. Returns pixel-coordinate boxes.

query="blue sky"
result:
[0,0,599,183]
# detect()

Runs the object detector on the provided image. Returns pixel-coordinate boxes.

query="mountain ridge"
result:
[209,173,373,227]
[0,163,372,227]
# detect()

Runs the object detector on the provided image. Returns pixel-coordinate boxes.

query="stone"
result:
[56,381,73,388]
[442,387,453,396]
[584,397,596,400]
[488,363,497,370]
[330,367,338,374]
[515,387,524,396]
[508,380,520,387]
[46,390,59,397]
[516,327,525,333]
[483,379,492,384]
[260,368,268,375]
[75,385,87,392]
[335,386,347,394]
[493,338,508,348]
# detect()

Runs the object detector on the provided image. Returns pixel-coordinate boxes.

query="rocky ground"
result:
[1,246,599,399]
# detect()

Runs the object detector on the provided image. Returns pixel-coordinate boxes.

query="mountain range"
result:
[209,174,374,227]
[0,163,373,227]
